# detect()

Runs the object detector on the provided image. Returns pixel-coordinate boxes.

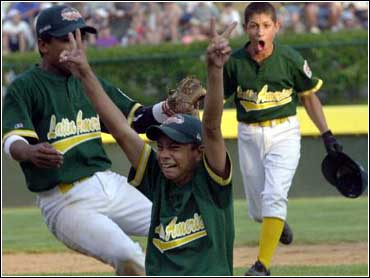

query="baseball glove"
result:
[163,77,206,118]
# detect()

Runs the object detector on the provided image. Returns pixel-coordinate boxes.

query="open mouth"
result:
[161,163,176,169]
[257,40,265,52]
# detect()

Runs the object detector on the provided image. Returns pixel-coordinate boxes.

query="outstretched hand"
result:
[59,29,92,79]
[206,19,237,68]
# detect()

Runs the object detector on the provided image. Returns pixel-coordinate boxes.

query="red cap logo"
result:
[61,7,82,21]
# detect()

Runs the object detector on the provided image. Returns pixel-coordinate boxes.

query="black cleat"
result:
[280,222,293,245]
[245,260,271,276]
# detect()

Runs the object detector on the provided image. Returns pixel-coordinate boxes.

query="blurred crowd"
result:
[2,2,368,55]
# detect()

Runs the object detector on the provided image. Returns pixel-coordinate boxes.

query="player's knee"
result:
[261,194,287,217]
[262,191,287,206]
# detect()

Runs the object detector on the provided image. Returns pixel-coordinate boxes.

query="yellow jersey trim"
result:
[299,78,323,96]
[130,143,152,187]
[51,132,101,154]
[3,130,39,141]
[240,96,292,111]
[203,152,232,186]
[127,103,142,127]
[153,230,207,253]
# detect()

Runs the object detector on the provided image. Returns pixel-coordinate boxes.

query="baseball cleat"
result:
[280,222,293,245]
[245,260,271,276]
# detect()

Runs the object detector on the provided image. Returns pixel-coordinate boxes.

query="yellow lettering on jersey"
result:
[47,115,57,139]
[47,110,101,140]
[153,213,207,253]
[236,85,293,111]
[153,230,207,253]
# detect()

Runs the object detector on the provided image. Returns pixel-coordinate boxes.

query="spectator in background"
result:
[131,10,147,45]
[191,2,220,35]
[143,2,162,45]
[3,9,34,54]
[181,18,208,45]
[220,3,243,37]
[341,3,362,29]
[9,2,40,24]
[159,2,182,42]
[343,2,368,29]
[304,3,343,33]
[83,2,115,17]
[278,3,305,33]
[110,2,140,43]
[303,3,321,33]
[326,2,343,31]
[95,25,119,48]
[84,8,110,46]
[121,9,147,47]
[91,8,110,31]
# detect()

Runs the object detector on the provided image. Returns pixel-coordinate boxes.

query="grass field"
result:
[2,196,369,276]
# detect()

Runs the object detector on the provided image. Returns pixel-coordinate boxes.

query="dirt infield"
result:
[3,242,368,275]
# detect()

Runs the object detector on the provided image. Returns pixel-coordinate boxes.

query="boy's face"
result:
[244,13,280,54]
[157,135,202,185]
[38,31,86,75]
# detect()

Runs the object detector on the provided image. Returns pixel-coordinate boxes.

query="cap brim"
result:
[146,126,194,144]
[49,23,97,37]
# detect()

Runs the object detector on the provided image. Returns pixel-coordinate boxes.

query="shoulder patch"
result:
[303,60,312,79]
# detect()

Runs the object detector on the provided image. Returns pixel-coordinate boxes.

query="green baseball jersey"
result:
[224,42,323,123]
[128,144,234,276]
[2,65,141,192]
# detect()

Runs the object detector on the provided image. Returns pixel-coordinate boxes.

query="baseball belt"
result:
[247,116,291,127]
[58,177,89,193]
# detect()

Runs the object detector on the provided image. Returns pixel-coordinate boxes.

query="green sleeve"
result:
[291,51,323,95]
[127,144,160,201]
[2,84,39,142]
[203,152,233,208]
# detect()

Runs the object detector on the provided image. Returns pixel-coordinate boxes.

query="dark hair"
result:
[244,2,277,25]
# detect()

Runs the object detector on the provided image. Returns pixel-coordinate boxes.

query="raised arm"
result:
[202,19,236,178]
[59,29,144,168]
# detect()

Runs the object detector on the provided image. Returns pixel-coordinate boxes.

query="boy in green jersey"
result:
[223,2,342,276]
[2,5,204,275]
[59,19,237,275]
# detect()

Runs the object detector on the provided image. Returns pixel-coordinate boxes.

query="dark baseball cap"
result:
[146,114,203,145]
[36,5,97,38]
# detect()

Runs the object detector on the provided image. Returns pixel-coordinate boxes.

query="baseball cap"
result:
[36,5,97,38]
[146,114,203,145]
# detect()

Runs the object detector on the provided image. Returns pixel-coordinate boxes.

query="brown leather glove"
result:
[164,77,206,118]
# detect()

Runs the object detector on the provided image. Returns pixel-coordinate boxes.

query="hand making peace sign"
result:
[59,29,92,79]
[206,19,237,69]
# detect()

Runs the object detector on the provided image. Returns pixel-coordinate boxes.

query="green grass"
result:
[2,197,368,253]
[234,196,369,246]
[234,264,369,276]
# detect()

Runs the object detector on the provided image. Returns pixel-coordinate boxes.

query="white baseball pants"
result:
[36,170,152,272]
[238,116,301,222]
